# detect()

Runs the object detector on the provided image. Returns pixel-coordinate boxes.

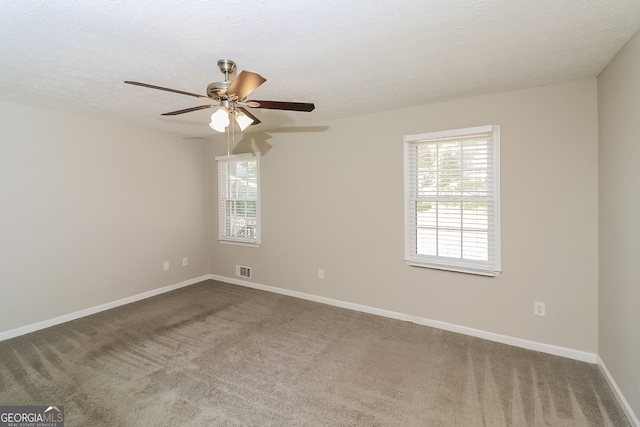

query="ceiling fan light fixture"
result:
[210,107,230,132]
[234,110,254,131]
[209,121,227,132]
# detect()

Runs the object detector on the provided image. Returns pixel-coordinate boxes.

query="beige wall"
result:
[0,102,211,333]
[0,80,601,355]
[598,29,640,418]
[210,79,600,353]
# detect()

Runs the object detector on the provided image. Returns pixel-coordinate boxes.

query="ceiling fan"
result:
[125,59,315,132]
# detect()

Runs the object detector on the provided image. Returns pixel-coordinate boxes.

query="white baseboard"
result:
[3,274,632,423]
[1,273,599,365]
[597,356,640,427]
[210,274,598,364]
[0,275,211,342]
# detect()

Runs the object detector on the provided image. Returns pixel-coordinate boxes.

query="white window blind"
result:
[217,153,260,245]
[404,125,501,276]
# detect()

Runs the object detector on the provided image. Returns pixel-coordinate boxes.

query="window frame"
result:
[403,125,501,276]
[216,152,261,247]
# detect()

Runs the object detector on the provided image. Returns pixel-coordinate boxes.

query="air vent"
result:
[236,265,251,279]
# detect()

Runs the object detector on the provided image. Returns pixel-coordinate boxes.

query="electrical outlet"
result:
[534,302,545,317]
[182,257,188,266]
[318,268,324,279]
[163,261,169,271]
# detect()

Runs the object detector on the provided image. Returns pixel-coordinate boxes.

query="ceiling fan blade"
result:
[226,71,266,100]
[247,100,315,112]
[125,81,210,101]
[161,105,216,116]
[238,107,261,125]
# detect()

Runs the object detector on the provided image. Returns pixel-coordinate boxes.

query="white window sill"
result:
[219,239,261,248]
[405,260,500,277]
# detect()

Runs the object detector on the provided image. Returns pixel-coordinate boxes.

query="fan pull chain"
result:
[226,111,231,157]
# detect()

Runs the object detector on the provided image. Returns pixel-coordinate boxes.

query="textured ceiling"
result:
[1,1,639,137]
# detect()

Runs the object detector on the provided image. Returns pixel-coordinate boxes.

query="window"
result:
[404,125,501,276]
[217,153,260,245]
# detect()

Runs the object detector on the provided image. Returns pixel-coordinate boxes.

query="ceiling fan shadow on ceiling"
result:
[230,125,330,156]
[125,59,315,133]
[264,125,329,133]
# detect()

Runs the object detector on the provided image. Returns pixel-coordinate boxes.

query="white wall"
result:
[210,79,600,353]
[598,29,640,419]
[0,102,211,333]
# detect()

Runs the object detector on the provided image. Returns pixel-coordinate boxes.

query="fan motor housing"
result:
[207,81,231,98]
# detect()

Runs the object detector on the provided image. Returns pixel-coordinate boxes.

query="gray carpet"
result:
[0,280,630,426]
